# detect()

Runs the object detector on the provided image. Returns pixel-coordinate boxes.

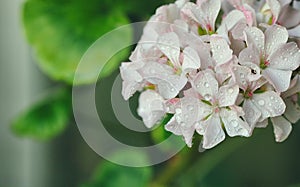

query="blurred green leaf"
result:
[11,88,72,140]
[22,0,132,85]
[81,151,152,187]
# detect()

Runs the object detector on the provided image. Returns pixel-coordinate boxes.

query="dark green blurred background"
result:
[1,0,300,187]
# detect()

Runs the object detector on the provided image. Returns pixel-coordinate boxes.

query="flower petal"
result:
[192,70,219,102]
[282,75,300,98]
[217,10,246,39]
[264,25,288,56]
[239,44,260,66]
[218,85,239,107]
[268,42,300,71]
[201,115,225,149]
[199,0,221,31]
[182,46,201,73]
[221,109,251,137]
[284,98,300,123]
[157,32,181,68]
[181,2,207,29]
[278,5,300,28]
[243,99,262,128]
[262,68,292,92]
[266,0,281,24]
[271,116,292,142]
[211,35,233,65]
[137,90,166,128]
[244,26,265,54]
[252,91,286,120]
[141,62,187,99]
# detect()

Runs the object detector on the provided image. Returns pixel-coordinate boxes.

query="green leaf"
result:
[81,151,152,187]
[11,88,72,140]
[22,0,133,85]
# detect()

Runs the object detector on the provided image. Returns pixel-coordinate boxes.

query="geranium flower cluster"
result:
[120,0,300,149]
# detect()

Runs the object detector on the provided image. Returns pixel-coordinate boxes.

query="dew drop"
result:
[204,94,212,101]
[228,88,234,93]
[204,82,209,88]
[170,88,175,92]
[258,99,265,106]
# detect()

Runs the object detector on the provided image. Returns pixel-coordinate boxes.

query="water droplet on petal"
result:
[258,99,265,106]
[204,94,212,101]
[170,88,175,92]
[228,88,234,93]
[204,82,209,88]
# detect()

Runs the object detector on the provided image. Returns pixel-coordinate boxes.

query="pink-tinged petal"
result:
[278,5,300,28]
[182,47,201,73]
[201,115,225,149]
[266,0,281,24]
[141,62,187,99]
[181,2,207,29]
[268,42,300,71]
[239,44,260,66]
[271,116,292,142]
[192,70,219,101]
[264,25,288,56]
[137,90,166,128]
[200,0,221,31]
[249,77,268,91]
[217,10,246,39]
[243,99,262,128]
[282,75,300,98]
[218,85,239,107]
[244,26,265,54]
[157,32,181,68]
[221,108,251,137]
[215,56,238,83]
[262,68,292,92]
[284,98,300,123]
[231,22,248,40]
[242,4,257,26]
[210,36,233,65]
[252,91,286,120]
[255,119,269,128]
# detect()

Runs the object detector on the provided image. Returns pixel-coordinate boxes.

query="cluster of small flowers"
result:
[120,0,300,149]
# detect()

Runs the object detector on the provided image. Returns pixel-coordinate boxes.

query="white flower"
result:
[240,25,300,92]
[181,0,221,34]
[232,65,286,128]
[191,70,251,149]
